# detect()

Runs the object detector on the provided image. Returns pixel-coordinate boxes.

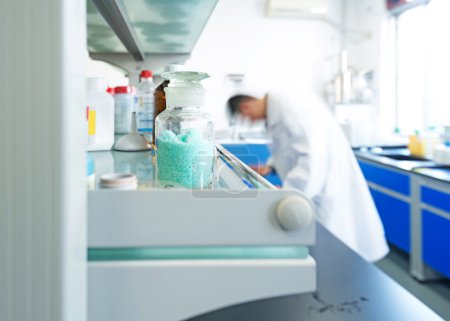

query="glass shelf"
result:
[87,146,311,261]
[87,145,274,191]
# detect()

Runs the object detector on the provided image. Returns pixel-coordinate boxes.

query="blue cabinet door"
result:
[358,161,410,196]
[422,210,450,278]
[421,186,450,213]
[370,188,411,253]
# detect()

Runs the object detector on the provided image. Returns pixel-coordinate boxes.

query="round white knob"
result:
[276,196,314,231]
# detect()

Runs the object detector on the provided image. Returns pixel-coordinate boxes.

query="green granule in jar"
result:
[157,129,214,188]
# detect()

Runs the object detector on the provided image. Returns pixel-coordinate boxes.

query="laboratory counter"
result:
[413,166,450,185]
[222,142,450,184]
[188,223,444,321]
[353,147,436,173]
[354,147,450,184]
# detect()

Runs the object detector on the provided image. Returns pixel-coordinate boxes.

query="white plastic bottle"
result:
[86,78,114,151]
[137,70,155,142]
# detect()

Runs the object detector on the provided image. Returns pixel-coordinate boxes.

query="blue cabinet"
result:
[421,186,450,213]
[358,159,411,253]
[422,210,450,278]
[359,162,410,196]
[221,143,282,186]
[357,155,450,280]
[420,183,450,279]
[370,188,410,253]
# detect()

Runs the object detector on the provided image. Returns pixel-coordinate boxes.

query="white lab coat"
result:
[266,91,389,262]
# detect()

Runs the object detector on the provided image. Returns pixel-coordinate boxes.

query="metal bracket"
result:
[90,52,190,85]
[91,0,145,62]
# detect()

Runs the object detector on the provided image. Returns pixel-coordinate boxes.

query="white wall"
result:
[343,0,393,134]
[86,59,129,88]
[185,0,344,130]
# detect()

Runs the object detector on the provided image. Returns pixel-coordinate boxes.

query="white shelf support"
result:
[91,0,145,62]
[0,0,87,320]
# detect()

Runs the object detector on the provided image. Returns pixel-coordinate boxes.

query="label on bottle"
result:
[87,106,96,136]
[137,94,154,133]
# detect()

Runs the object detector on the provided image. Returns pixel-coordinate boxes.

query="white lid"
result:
[163,64,184,73]
[87,77,108,93]
[165,86,206,107]
[163,71,209,108]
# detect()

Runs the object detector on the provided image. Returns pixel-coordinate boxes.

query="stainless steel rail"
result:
[216,144,276,190]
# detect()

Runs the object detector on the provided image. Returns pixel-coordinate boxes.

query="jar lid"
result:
[114,86,132,94]
[162,71,209,83]
[100,173,137,189]
[162,71,209,108]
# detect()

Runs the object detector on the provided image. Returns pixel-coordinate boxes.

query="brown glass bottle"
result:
[153,79,170,144]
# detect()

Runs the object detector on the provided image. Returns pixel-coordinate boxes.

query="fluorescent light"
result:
[267,0,329,18]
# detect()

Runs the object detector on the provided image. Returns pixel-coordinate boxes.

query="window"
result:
[394,0,450,133]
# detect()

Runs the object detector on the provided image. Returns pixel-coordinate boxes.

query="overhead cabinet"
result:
[87,0,219,76]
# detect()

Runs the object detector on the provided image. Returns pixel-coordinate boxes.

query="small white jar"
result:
[100,173,138,190]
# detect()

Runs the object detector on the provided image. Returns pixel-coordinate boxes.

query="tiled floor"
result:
[375,246,450,321]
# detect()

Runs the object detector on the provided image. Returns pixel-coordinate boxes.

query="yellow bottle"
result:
[408,132,426,158]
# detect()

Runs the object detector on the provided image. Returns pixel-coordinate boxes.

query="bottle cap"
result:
[114,86,132,94]
[140,70,153,78]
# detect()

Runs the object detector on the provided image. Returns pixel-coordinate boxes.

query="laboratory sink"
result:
[381,154,430,161]
[367,147,430,161]
[354,147,437,171]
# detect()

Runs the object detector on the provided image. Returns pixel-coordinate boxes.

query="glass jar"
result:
[153,64,183,144]
[155,71,215,189]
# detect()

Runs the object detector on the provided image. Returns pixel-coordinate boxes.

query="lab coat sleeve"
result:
[281,128,329,199]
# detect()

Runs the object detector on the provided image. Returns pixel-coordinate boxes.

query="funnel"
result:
[113,112,151,152]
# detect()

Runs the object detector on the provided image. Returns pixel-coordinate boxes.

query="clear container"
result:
[86,77,114,151]
[114,86,134,134]
[137,70,155,142]
[155,71,215,189]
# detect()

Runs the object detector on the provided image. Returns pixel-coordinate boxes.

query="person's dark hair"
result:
[227,95,256,115]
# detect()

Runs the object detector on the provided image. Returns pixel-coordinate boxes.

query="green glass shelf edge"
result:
[88,246,309,261]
